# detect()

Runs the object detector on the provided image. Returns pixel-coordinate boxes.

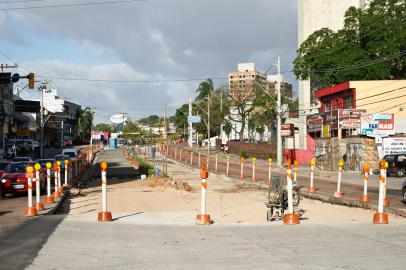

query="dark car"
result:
[0,160,11,178]
[13,156,33,162]
[383,154,406,177]
[35,158,55,175]
[0,162,45,198]
[402,181,406,204]
[54,154,70,170]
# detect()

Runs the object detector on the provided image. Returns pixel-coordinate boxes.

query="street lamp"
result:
[194,95,211,158]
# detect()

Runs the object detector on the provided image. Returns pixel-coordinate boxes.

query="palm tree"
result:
[195,79,214,102]
[77,107,94,142]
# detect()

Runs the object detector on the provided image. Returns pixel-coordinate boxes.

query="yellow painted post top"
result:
[338,160,344,168]
[310,159,316,166]
[57,161,61,166]
[34,163,41,171]
[46,162,52,169]
[252,157,256,163]
[26,166,34,173]
[268,158,272,164]
[240,157,244,163]
[363,163,370,173]
[294,160,299,168]
[100,161,108,171]
[64,159,69,164]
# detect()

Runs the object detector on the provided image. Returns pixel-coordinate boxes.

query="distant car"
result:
[383,154,406,177]
[0,162,45,198]
[402,181,406,204]
[13,157,32,162]
[62,149,78,161]
[54,154,70,169]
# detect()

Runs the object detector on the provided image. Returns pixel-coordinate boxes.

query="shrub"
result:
[240,150,249,159]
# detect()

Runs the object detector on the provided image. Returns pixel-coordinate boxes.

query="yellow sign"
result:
[323,124,330,138]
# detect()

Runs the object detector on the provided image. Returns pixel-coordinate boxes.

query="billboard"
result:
[383,138,406,155]
[307,115,323,132]
[360,113,395,136]
[110,114,127,124]
[281,124,294,137]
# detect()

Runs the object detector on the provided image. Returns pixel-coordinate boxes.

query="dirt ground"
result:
[66,159,406,225]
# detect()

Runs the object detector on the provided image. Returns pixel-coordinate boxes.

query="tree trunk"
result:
[239,117,246,142]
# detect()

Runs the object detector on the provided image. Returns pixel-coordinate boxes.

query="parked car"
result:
[13,157,33,162]
[0,160,11,178]
[383,154,406,177]
[62,148,78,161]
[35,158,55,175]
[402,181,406,204]
[54,154,70,170]
[0,162,45,198]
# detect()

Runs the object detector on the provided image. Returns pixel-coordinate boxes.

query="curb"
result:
[46,190,68,215]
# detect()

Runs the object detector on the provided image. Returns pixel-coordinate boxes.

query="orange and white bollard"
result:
[190,151,193,167]
[44,162,54,204]
[251,157,256,182]
[53,162,61,198]
[174,149,177,160]
[64,159,69,188]
[334,160,344,198]
[198,152,201,167]
[215,154,218,173]
[98,161,112,221]
[196,162,211,225]
[293,160,299,186]
[179,149,182,162]
[226,154,230,176]
[34,163,45,210]
[266,158,272,185]
[308,159,316,193]
[283,161,299,225]
[373,160,389,224]
[383,161,390,206]
[24,166,37,217]
[240,157,244,179]
[359,163,371,203]
[57,161,63,193]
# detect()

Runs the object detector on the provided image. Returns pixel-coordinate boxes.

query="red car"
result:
[0,162,46,198]
[0,160,11,178]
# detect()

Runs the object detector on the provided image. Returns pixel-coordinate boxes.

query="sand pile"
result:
[143,176,194,192]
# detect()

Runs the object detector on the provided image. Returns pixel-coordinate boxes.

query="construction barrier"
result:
[283,160,299,225]
[215,154,218,173]
[359,163,370,203]
[24,166,37,217]
[53,162,61,199]
[64,159,69,188]
[251,157,256,182]
[34,163,45,211]
[240,157,244,179]
[334,160,344,198]
[266,158,272,185]
[373,160,389,224]
[44,162,54,204]
[308,159,316,193]
[383,161,390,206]
[196,162,211,225]
[98,161,113,222]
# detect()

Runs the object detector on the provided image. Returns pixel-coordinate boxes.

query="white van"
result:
[62,148,79,160]
[7,138,39,151]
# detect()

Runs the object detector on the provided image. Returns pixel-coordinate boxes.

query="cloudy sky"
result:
[0,0,298,123]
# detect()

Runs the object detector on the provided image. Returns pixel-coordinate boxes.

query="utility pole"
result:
[276,56,282,167]
[163,102,168,173]
[207,94,210,157]
[188,97,193,147]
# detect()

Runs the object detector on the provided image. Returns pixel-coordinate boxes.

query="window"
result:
[344,96,353,109]
[324,100,331,112]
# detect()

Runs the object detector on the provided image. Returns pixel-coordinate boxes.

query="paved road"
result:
[168,146,406,212]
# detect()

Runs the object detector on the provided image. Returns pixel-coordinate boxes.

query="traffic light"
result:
[28,73,35,89]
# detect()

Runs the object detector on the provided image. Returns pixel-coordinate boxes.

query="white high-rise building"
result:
[297,0,365,149]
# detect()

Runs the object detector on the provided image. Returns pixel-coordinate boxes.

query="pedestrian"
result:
[151,146,156,159]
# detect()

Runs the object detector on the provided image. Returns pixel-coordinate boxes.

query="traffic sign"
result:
[188,115,201,124]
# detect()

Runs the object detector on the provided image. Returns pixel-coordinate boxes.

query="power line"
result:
[0,0,147,11]
[38,75,228,84]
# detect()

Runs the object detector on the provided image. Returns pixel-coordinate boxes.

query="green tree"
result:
[294,0,406,88]
[94,123,112,133]
[195,79,214,102]
[77,107,94,142]
[171,104,189,132]
[223,120,232,140]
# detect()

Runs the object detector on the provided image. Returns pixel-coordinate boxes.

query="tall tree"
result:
[294,0,406,89]
[77,107,94,142]
[195,79,214,102]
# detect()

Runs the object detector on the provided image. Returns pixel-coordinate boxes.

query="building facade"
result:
[297,0,365,150]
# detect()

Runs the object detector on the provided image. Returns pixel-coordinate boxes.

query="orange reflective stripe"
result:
[202,182,207,189]
[380,175,385,183]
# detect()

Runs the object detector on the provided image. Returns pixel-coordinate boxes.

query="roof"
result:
[315,82,350,98]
